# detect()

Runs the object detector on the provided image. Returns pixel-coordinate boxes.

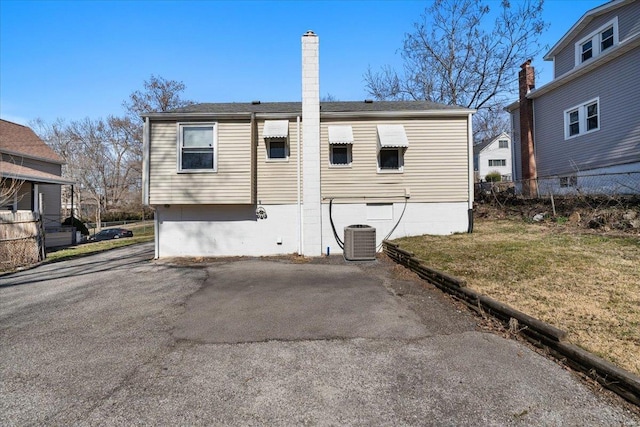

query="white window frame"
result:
[265,137,289,161]
[329,144,352,167]
[564,97,600,140]
[574,17,618,66]
[377,147,404,173]
[177,122,217,173]
[488,159,506,167]
[559,175,578,188]
[498,139,509,149]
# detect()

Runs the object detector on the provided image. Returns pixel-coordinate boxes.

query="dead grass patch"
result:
[396,218,640,375]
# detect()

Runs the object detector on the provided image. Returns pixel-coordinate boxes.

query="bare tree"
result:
[32,75,195,222]
[364,0,547,134]
[0,175,25,209]
[123,75,194,120]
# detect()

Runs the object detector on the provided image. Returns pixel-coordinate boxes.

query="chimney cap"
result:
[303,30,317,37]
[251,100,261,105]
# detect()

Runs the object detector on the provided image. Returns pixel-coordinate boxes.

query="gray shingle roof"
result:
[168,100,468,115]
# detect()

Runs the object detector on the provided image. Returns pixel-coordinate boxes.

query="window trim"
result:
[564,97,600,140]
[559,175,578,188]
[329,143,352,168]
[377,147,404,173]
[574,17,618,66]
[177,122,218,173]
[498,139,509,149]
[265,137,289,162]
[488,159,507,167]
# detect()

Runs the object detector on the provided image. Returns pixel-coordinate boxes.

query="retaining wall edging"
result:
[382,240,640,407]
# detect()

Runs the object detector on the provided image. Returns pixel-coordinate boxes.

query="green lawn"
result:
[45,222,154,263]
[394,218,640,375]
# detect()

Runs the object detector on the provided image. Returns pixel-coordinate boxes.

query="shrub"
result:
[485,171,502,182]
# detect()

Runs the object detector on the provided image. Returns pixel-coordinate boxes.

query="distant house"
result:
[0,119,75,245]
[506,0,640,196]
[142,32,476,258]
[473,132,512,182]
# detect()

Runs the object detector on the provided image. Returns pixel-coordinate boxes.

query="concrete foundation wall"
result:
[154,202,469,258]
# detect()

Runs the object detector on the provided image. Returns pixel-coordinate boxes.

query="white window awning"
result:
[377,124,409,148]
[328,125,354,144]
[263,120,289,138]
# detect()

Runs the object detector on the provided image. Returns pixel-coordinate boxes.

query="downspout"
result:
[142,117,158,258]
[250,113,257,204]
[297,115,302,255]
[467,112,474,233]
[142,117,150,206]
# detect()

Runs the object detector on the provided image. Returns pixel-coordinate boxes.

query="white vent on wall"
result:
[344,225,376,261]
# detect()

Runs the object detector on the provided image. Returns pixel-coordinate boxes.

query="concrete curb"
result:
[383,240,640,407]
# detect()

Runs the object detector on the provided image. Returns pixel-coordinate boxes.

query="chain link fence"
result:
[477,171,640,199]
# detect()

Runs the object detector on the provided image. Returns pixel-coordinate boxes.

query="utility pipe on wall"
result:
[297,115,302,255]
[467,112,475,233]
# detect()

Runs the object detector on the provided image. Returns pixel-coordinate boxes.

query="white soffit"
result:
[328,125,354,144]
[377,124,409,148]
[263,120,289,138]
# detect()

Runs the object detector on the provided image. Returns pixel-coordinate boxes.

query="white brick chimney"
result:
[302,30,322,256]
[302,31,322,256]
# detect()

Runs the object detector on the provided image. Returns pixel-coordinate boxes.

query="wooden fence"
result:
[383,240,640,407]
[0,211,43,271]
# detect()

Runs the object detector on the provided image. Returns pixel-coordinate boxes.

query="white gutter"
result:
[467,113,474,210]
[142,117,150,206]
[142,109,475,121]
[297,115,302,256]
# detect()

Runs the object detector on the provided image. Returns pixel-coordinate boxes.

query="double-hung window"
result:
[575,18,618,66]
[178,123,217,172]
[564,98,600,139]
[498,139,509,149]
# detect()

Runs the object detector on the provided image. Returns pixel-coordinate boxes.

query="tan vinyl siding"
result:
[148,121,252,205]
[256,120,301,204]
[321,118,469,203]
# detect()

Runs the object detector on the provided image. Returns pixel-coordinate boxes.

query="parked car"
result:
[89,228,133,241]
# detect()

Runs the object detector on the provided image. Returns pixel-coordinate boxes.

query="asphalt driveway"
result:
[1,243,638,425]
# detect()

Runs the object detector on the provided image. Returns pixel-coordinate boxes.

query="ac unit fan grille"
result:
[344,225,376,261]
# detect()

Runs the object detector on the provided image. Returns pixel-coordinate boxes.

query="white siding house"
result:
[142,32,475,258]
[474,132,512,181]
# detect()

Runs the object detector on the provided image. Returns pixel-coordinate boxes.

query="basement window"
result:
[560,175,578,188]
[178,123,217,172]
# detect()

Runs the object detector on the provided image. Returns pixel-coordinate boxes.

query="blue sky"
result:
[1,0,604,126]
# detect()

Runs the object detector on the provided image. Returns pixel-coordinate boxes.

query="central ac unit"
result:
[344,224,376,261]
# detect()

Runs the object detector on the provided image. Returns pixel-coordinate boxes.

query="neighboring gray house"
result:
[506,0,640,196]
[473,132,512,182]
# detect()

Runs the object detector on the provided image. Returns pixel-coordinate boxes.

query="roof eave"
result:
[544,0,630,60]
[144,109,475,121]
[0,148,65,165]
[531,34,640,99]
